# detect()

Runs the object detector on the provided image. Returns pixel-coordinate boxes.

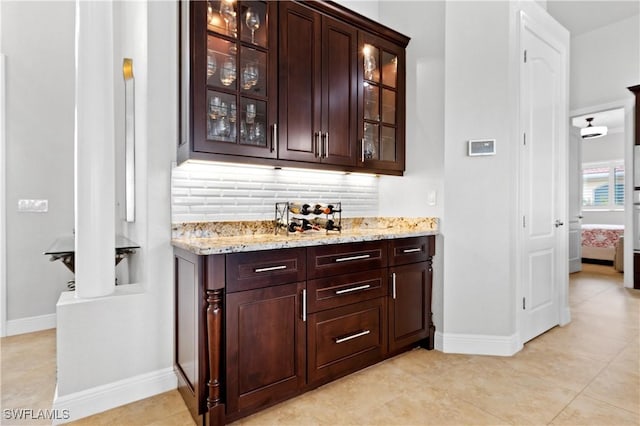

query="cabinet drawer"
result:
[307,269,387,313]
[307,240,387,279]
[226,248,306,293]
[307,298,387,384]
[388,236,435,266]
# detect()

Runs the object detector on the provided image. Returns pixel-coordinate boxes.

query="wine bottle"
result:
[310,217,341,231]
[289,203,311,215]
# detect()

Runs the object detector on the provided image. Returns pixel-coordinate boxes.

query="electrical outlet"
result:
[18,199,48,212]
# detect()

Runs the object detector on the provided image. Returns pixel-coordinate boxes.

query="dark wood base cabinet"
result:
[174,236,435,425]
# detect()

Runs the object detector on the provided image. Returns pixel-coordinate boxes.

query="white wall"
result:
[1,1,75,334]
[570,14,640,111]
[442,1,516,342]
[581,131,624,163]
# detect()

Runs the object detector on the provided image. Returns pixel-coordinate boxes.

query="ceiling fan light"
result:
[581,125,608,139]
[581,117,608,139]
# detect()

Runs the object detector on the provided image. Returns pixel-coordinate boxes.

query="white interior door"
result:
[568,127,583,273]
[519,8,568,343]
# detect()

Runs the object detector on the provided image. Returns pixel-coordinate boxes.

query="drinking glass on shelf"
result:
[242,64,259,89]
[209,96,221,119]
[207,50,217,79]
[220,56,236,86]
[254,122,265,145]
[219,0,236,35]
[229,102,237,123]
[246,103,256,124]
[245,7,260,44]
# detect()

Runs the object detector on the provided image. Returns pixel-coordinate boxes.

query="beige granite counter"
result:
[172,217,438,255]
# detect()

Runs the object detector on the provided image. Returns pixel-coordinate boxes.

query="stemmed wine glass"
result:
[245,8,260,44]
[219,0,236,36]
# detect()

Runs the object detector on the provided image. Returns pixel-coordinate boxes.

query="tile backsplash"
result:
[172,162,379,222]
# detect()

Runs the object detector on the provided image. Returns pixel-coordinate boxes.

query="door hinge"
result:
[523,297,526,310]
[523,216,526,228]
[523,133,526,146]
[524,49,527,63]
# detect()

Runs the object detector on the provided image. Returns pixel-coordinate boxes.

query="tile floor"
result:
[1,263,638,425]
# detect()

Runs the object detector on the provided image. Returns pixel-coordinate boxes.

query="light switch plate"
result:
[18,199,48,212]
[468,139,496,156]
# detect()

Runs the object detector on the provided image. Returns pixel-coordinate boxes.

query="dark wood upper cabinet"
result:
[183,0,278,161]
[278,2,357,166]
[180,0,409,175]
[357,32,406,173]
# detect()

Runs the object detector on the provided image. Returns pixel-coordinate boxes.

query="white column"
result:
[74,0,115,298]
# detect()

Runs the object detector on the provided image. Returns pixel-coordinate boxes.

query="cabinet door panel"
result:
[226,282,306,414]
[322,17,357,166]
[278,2,321,162]
[389,261,432,352]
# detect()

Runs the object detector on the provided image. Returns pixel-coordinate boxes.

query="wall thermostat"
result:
[468,139,496,156]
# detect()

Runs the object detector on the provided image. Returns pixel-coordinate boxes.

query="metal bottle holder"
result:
[275,202,342,235]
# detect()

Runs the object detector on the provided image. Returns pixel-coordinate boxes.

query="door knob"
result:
[555,220,564,228]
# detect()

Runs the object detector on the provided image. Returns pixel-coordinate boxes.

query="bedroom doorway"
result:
[569,106,626,278]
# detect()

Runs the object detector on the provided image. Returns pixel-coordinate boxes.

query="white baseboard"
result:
[52,367,177,424]
[439,331,522,356]
[6,313,56,336]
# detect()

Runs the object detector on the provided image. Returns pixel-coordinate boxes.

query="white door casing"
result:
[569,127,582,273]
[518,6,569,344]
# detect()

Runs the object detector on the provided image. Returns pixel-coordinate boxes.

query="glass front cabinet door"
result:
[358,33,406,174]
[190,0,278,159]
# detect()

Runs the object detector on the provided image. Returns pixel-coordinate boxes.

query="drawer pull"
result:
[335,254,371,263]
[402,248,422,254]
[302,289,307,322]
[254,265,287,273]
[335,330,370,344]
[335,284,371,295]
[392,272,397,299]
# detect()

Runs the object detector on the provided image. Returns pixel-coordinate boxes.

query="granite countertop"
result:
[172,217,439,255]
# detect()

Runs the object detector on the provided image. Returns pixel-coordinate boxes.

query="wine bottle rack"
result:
[275,202,342,235]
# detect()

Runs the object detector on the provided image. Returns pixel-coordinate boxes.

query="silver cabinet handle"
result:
[392,272,396,299]
[254,265,287,273]
[335,330,370,344]
[315,132,320,158]
[271,123,277,152]
[361,138,365,162]
[554,220,565,228]
[302,289,307,322]
[324,133,329,158]
[335,284,371,295]
[402,248,421,253]
[335,254,371,263]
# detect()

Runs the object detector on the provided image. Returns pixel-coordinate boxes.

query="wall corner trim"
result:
[440,332,522,356]
[52,367,177,424]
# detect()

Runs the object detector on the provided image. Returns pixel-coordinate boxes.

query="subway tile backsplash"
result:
[171,162,379,223]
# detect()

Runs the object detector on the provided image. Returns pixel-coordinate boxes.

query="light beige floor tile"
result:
[583,363,640,414]
[352,388,510,426]
[551,394,640,425]
[496,343,608,392]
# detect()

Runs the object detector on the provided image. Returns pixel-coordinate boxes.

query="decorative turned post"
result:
[205,289,224,425]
